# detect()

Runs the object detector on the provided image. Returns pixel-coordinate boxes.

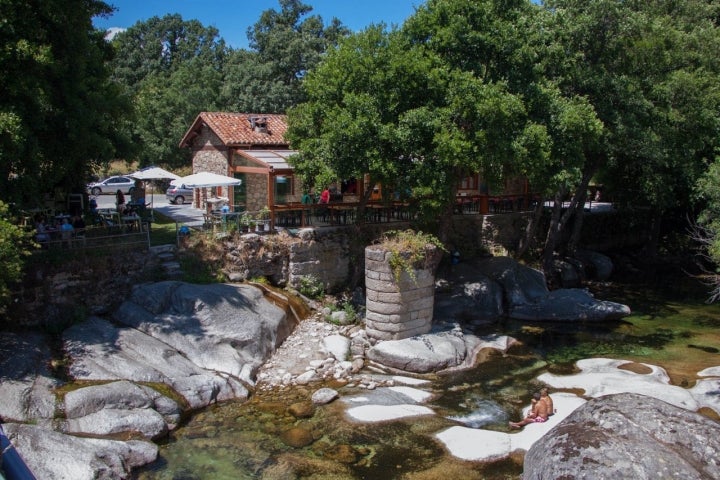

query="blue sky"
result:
[94,0,422,50]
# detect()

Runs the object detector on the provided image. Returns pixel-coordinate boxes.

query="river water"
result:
[134,272,720,479]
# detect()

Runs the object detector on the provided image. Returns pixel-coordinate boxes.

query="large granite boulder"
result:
[575,249,614,281]
[366,328,516,374]
[62,380,182,440]
[64,316,249,409]
[0,332,59,424]
[523,393,720,480]
[63,281,293,410]
[510,288,631,322]
[434,262,505,324]
[436,256,630,323]
[2,423,157,480]
[475,256,549,307]
[113,281,293,384]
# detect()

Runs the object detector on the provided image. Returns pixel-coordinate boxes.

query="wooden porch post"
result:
[268,170,275,231]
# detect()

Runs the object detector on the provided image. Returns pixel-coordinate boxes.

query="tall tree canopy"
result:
[110,13,227,95]
[220,0,349,113]
[0,0,133,204]
[109,14,228,168]
[288,0,720,280]
[288,0,566,238]
[546,0,720,261]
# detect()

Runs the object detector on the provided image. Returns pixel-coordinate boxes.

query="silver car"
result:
[166,184,193,204]
[87,176,137,196]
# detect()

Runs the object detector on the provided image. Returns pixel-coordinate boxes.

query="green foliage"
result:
[297,274,325,299]
[378,229,445,283]
[0,202,32,312]
[0,0,133,205]
[148,212,181,246]
[342,301,358,324]
[219,0,349,113]
[694,157,720,297]
[110,14,227,168]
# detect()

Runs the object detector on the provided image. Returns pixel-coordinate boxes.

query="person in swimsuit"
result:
[540,387,556,416]
[509,392,549,429]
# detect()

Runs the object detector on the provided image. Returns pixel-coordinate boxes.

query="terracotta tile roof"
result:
[180,112,289,148]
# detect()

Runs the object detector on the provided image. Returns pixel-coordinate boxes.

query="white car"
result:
[87,176,137,195]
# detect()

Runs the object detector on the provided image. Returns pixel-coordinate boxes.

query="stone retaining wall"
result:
[364,246,435,341]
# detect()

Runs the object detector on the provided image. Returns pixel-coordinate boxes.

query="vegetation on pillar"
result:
[376,230,445,284]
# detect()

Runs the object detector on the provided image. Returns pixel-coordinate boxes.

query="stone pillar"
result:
[364,246,436,341]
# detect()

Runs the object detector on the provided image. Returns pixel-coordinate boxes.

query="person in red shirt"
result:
[319,187,330,204]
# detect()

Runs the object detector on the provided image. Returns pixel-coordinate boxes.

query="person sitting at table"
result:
[220,203,230,214]
[34,215,51,244]
[116,189,126,214]
[71,213,86,230]
[130,180,145,207]
[59,217,74,247]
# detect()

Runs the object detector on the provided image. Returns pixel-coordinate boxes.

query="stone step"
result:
[149,244,176,255]
[162,261,181,271]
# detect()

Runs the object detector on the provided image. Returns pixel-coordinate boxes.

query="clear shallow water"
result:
[134,278,720,480]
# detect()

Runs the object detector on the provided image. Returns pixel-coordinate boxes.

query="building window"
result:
[274,175,293,204]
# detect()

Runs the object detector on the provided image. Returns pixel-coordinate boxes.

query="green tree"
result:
[289,1,559,232]
[220,0,349,113]
[0,201,31,315]
[546,0,720,261]
[134,60,222,168]
[109,14,228,167]
[0,0,133,205]
[695,156,720,301]
[110,14,227,95]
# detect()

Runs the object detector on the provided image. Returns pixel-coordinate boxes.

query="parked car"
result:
[166,184,193,204]
[87,176,136,196]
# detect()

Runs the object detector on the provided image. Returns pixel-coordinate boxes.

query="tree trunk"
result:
[567,168,595,256]
[542,190,565,279]
[517,195,545,258]
[644,210,663,258]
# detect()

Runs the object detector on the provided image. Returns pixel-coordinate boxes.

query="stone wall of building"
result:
[191,126,232,208]
[245,172,267,213]
[363,246,435,341]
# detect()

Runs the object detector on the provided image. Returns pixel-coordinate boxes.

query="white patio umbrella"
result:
[176,171,242,188]
[129,166,180,181]
[128,166,181,218]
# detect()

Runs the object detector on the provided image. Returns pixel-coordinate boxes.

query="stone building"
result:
[179,112,300,214]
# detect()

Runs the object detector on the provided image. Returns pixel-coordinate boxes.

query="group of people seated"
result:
[34,212,86,247]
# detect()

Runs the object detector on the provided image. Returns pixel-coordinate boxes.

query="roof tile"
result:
[184,112,289,147]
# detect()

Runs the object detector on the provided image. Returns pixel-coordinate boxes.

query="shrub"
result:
[297,274,325,299]
[0,201,32,313]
